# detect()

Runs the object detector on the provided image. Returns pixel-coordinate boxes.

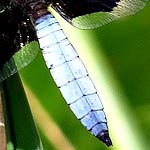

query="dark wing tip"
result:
[96,130,112,147]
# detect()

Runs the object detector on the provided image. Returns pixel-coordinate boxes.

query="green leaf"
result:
[2,73,43,150]
[0,41,43,150]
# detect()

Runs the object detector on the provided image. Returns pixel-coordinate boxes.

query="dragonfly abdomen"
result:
[35,13,112,146]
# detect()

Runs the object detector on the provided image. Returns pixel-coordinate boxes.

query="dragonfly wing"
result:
[49,0,148,29]
[0,7,39,82]
[0,41,39,82]
[35,13,112,146]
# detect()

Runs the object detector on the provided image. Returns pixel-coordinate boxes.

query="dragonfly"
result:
[0,0,148,147]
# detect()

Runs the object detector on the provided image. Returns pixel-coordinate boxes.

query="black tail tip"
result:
[96,130,112,147]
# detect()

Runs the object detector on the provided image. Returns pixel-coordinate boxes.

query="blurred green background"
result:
[19,3,150,150]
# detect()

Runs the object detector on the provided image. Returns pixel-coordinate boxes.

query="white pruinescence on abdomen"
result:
[35,14,108,139]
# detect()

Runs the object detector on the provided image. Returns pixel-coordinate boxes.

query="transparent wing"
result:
[49,0,148,29]
[72,0,147,29]
[0,41,39,82]
[0,5,39,83]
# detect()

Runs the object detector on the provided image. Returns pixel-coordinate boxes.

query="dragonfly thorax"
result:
[12,0,49,21]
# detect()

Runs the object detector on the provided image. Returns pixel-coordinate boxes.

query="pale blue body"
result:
[35,14,108,137]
